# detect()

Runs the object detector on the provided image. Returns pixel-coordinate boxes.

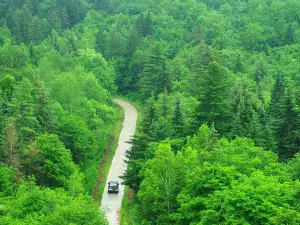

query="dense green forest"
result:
[0,0,299,224]
[0,0,115,224]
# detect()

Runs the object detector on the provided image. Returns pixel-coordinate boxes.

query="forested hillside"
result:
[0,0,115,224]
[92,0,298,224]
[0,0,299,224]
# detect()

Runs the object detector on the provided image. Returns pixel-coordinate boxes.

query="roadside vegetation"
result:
[92,103,124,203]
[0,0,299,224]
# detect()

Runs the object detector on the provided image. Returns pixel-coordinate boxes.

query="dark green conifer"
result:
[172,97,184,137]
[277,91,299,160]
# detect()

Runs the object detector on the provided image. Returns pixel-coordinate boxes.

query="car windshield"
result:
[109,182,118,187]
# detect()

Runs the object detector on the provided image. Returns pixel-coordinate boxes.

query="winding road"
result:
[100,99,137,225]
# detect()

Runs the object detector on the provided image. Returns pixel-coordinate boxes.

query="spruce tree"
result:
[126,26,140,58]
[135,12,153,37]
[172,97,184,137]
[35,81,55,134]
[254,59,267,103]
[269,73,285,132]
[234,54,244,73]
[144,12,153,36]
[231,87,265,147]
[139,42,170,98]
[29,16,44,44]
[47,9,62,32]
[9,78,40,147]
[59,7,70,30]
[277,92,299,160]
[122,97,155,191]
[95,0,109,11]
[159,89,169,118]
[285,23,295,45]
[199,61,232,134]
[189,42,213,98]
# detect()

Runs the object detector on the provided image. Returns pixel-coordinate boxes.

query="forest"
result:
[0,0,299,224]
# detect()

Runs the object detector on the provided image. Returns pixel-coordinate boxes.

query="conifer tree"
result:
[95,0,109,11]
[269,73,285,133]
[126,26,140,58]
[135,12,153,37]
[47,9,62,32]
[35,81,55,134]
[207,123,218,153]
[29,16,44,44]
[139,42,170,98]
[14,4,32,43]
[0,74,16,101]
[234,54,244,73]
[122,96,155,191]
[198,61,232,134]
[59,7,70,30]
[254,59,267,103]
[9,79,40,146]
[172,97,184,137]
[159,89,170,118]
[189,42,213,98]
[277,92,299,160]
[285,23,295,45]
[144,12,153,36]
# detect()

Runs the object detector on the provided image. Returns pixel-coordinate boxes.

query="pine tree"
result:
[144,12,153,36]
[122,97,155,191]
[59,7,70,30]
[95,0,109,11]
[231,87,265,147]
[207,123,219,153]
[269,73,285,132]
[95,29,108,56]
[189,42,213,98]
[234,54,244,73]
[5,8,15,33]
[108,28,125,58]
[0,74,16,101]
[199,62,232,134]
[172,97,184,137]
[139,42,170,98]
[254,59,267,103]
[68,35,77,55]
[47,9,62,32]
[9,79,40,146]
[29,16,44,44]
[35,81,55,134]
[135,13,144,36]
[126,25,140,58]
[277,92,299,160]
[135,12,153,37]
[159,89,169,118]
[285,23,295,45]
[14,5,32,43]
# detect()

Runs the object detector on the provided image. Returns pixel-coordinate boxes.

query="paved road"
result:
[100,99,137,225]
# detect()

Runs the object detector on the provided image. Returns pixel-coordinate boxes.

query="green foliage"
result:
[0,0,300,224]
[33,134,77,188]
[0,163,14,197]
[138,142,184,224]
[9,78,40,146]
[198,62,232,133]
[136,125,299,225]
[139,41,171,98]
[0,178,108,225]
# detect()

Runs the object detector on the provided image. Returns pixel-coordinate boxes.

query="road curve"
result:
[100,99,137,225]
